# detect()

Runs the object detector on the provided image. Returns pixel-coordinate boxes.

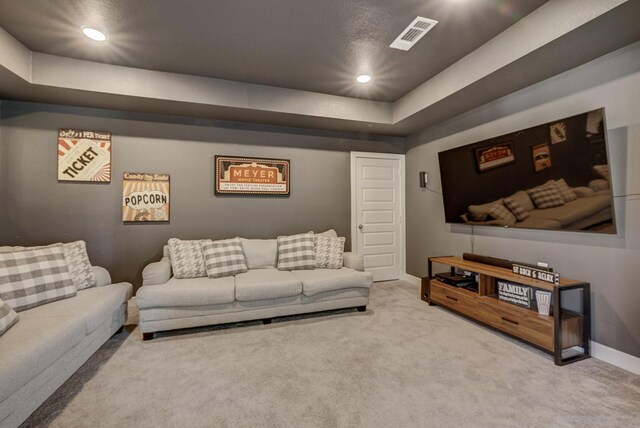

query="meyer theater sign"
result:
[215,156,290,196]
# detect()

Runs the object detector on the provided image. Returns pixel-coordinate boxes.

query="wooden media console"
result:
[423,256,591,366]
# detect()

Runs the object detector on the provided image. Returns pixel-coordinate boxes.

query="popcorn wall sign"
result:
[58,129,111,182]
[122,172,170,222]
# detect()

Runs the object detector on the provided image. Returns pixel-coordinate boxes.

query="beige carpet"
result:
[22,281,640,427]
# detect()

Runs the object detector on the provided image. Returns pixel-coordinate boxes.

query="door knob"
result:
[358,224,364,229]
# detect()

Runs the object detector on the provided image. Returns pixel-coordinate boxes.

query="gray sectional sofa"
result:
[462,177,613,231]
[137,237,372,340]
[0,266,132,428]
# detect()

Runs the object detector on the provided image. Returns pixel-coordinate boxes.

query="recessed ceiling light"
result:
[81,26,107,42]
[357,74,372,84]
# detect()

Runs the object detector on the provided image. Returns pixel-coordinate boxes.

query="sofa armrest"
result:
[343,252,365,272]
[92,266,112,287]
[142,257,172,286]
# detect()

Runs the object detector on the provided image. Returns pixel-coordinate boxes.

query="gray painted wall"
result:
[0,101,403,291]
[405,42,640,357]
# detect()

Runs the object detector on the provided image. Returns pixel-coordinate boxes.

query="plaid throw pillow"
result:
[168,238,207,279]
[555,179,578,202]
[314,236,345,269]
[277,233,316,271]
[527,184,565,209]
[503,197,530,222]
[0,298,19,336]
[201,238,248,278]
[1,242,97,290]
[487,203,517,225]
[0,244,76,312]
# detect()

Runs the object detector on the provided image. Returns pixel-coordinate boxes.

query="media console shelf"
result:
[423,256,590,366]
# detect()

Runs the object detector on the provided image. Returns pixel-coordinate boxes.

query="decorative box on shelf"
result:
[423,256,590,366]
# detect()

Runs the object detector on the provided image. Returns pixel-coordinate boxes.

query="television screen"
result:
[438,108,616,234]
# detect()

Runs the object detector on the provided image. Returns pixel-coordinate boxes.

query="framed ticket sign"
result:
[122,172,170,222]
[215,156,290,196]
[58,129,112,182]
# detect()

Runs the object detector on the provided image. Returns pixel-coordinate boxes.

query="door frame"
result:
[350,151,406,279]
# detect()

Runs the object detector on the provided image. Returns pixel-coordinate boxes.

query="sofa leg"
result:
[262,318,272,325]
[115,325,124,335]
[142,332,154,341]
[357,305,367,312]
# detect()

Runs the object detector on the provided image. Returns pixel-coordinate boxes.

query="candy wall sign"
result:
[122,172,170,222]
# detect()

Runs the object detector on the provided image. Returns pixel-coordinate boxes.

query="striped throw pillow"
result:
[0,244,76,312]
[0,298,18,336]
[527,184,566,209]
[201,238,248,278]
[503,197,530,222]
[277,233,316,271]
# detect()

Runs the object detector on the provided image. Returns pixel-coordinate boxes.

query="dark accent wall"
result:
[0,101,403,291]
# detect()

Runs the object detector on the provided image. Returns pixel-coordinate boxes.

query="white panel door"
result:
[351,153,405,282]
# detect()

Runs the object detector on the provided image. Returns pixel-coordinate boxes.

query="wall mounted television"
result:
[438,108,616,234]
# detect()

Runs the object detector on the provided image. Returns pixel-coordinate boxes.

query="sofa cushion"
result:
[240,238,277,269]
[554,179,578,203]
[527,184,565,209]
[0,310,86,404]
[63,240,97,290]
[573,186,595,198]
[293,268,373,297]
[0,244,77,312]
[277,233,316,271]
[525,194,612,227]
[589,179,609,192]
[0,298,18,337]
[314,236,345,269]
[19,283,132,335]
[468,199,502,221]
[503,197,530,222]
[201,238,248,278]
[136,276,236,308]
[168,238,207,279]
[487,203,517,225]
[235,269,302,301]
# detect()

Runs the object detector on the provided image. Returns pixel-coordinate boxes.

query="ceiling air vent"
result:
[389,16,438,51]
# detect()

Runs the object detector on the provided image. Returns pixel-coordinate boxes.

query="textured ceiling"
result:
[0,0,547,102]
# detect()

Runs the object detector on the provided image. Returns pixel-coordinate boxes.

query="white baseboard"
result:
[591,341,640,375]
[401,273,421,286]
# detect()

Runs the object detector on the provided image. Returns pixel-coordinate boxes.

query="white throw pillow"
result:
[201,238,248,278]
[277,233,316,271]
[167,238,208,279]
[0,244,76,312]
[314,236,345,269]
[0,298,19,337]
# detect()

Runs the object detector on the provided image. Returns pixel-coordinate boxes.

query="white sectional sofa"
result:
[137,234,372,340]
[0,262,132,428]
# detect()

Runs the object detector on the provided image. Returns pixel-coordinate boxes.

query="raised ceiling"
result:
[0,0,639,136]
